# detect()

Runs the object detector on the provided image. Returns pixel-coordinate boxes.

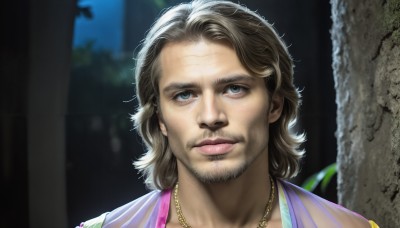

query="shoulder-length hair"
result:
[132,0,305,190]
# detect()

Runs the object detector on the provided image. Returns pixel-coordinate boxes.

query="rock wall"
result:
[331,0,400,226]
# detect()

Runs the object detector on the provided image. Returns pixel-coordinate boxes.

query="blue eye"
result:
[174,91,192,101]
[227,85,243,94]
[224,85,249,98]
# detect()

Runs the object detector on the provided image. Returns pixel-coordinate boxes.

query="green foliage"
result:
[72,41,95,66]
[301,163,337,193]
[72,41,133,87]
[153,0,167,9]
[69,42,134,115]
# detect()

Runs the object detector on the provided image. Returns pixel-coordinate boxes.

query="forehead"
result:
[160,39,236,65]
[157,39,250,85]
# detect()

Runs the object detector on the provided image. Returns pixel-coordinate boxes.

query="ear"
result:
[268,93,284,123]
[158,113,168,136]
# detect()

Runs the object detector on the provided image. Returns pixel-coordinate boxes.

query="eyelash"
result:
[224,84,248,95]
[171,84,249,103]
[172,91,195,102]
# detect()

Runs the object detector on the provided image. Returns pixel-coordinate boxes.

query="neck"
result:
[169,154,276,227]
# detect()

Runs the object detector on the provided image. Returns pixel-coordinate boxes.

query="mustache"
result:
[186,131,245,148]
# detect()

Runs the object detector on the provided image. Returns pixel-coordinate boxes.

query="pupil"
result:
[231,86,240,92]
[181,92,190,99]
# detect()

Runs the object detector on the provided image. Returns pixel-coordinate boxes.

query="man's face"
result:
[157,39,282,183]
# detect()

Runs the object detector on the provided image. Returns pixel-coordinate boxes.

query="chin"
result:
[189,161,249,183]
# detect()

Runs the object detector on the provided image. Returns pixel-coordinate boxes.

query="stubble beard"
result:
[178,131,268,184]
[182,131,253,183]
[183,154,254,184]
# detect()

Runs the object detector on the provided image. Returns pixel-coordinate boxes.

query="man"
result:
[79,0,379,227]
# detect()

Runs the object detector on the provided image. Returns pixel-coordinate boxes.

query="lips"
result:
[194,138,236,155]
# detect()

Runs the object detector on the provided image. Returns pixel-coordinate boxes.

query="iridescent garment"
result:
[79,179,379,228]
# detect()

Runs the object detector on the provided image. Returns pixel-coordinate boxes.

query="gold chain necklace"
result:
[173,176,275,228]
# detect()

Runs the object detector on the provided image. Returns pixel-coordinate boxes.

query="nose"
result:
[197,93,228,130]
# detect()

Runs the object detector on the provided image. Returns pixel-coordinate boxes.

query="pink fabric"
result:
[155,190,171,228]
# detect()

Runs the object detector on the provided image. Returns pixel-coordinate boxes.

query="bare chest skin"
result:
[165,211,283,228]
[165,183,283,228]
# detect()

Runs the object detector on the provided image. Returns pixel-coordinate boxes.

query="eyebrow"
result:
[213,74,255,85]
[162,74,255,94]
[162,82,198,94]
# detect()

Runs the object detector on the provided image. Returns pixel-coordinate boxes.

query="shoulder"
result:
[278,180,372,227]
[79,190,167,228]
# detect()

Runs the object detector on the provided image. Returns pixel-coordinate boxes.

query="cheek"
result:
[233,99,269,125]
[162,115,190,144]
[232,100,270,139]
[164,115,190,135]
[247,113,269,138]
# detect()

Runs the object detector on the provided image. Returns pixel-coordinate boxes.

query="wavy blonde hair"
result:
[132,0,305,190]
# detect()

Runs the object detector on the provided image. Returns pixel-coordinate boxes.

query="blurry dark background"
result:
[1,0,335,227]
